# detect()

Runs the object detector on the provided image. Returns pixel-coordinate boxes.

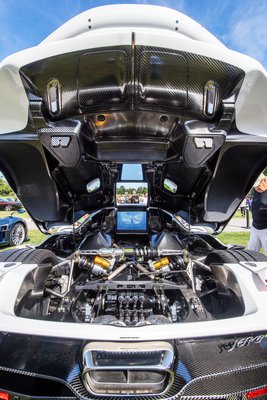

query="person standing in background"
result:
[130,190,139,204]
[240,197,247,217]
[246,196,252,211]
[247,173,267,254]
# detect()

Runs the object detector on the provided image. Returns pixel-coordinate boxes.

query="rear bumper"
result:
[0,332,266,399]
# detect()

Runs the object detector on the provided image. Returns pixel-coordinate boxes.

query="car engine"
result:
[44,247,192,326]
[15,215,246,326]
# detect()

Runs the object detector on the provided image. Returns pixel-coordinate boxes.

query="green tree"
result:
[117,185,126,195]
[137,186,147,194]
[0,178,13,197]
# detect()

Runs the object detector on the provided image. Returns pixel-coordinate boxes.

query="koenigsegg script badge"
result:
[218,334,266,353]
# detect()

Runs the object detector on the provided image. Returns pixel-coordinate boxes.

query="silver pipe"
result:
[46,259,75,298]
[158,249,183,256]
[80,248,123,257]
[135,263,154,280]
[192,258,211,271]
[107,262,129,280]
[188,261,196,294]
[80,247,183,258]
[51,259,72,272]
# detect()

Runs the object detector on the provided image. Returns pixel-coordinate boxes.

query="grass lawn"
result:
[217,231,250,247]
[0,230,251,252]
[233,209,251,219]
[0,229,260,254]
[26,230,47,245]
[0,210,30,219]
[0,229,47,252]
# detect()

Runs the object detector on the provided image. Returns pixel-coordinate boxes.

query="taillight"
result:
[246,387,267,399]
[0,391,11,400]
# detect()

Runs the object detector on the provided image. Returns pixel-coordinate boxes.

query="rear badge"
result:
[218,334,267,353]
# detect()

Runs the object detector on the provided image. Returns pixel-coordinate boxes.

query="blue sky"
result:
[0,0,266,68]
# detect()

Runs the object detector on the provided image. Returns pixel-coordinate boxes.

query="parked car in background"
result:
[0,212,27,246]
[0,197,23,211]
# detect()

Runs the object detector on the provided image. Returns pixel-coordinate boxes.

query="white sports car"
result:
[0,4,266,399]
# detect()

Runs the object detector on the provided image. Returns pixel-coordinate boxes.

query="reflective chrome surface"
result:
[82,341,174,396]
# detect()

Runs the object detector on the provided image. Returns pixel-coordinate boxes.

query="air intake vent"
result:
[82,341,174,396]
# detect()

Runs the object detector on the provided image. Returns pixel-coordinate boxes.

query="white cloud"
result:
[230,17,267,66]
[225,0,267,68]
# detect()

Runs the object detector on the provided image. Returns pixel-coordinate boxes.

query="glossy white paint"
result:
[0,65,29,133]
[0,261,266,340]
[42,4,225,47]
[0,4,266,135]
[235,70,267,136]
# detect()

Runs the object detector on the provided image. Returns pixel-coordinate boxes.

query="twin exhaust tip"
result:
[82,341,175,396]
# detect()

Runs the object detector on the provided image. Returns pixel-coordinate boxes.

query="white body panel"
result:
[0,261,266,340]
[0,4,266,135]
[42,4,225,47]
[1,6,267,397]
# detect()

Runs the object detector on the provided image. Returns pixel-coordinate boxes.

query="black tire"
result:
[0,248,58,265]
[4,204,12,211]
[205,249,267,266]
[229,249,267,262]
[8,222,26,246]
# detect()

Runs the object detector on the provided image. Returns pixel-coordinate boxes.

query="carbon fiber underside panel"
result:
[0,332,266,399]
[20,46,244,123]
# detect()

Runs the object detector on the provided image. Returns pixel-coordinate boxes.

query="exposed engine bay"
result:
[1,4,267,399]
[14,208,248,326]
[1,0,266,331]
